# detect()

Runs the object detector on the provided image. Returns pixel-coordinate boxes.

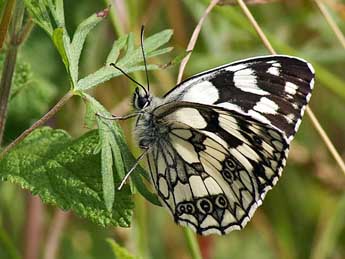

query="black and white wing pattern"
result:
[163,55,315,141]
[145,55,315,235]
[148,104,290,235]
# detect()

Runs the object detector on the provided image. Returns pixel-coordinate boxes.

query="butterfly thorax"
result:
[134,96,170,149]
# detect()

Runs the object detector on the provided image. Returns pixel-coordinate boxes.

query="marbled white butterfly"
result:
[112,28,315,235]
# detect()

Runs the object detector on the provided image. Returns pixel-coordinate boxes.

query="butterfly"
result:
[110,28,315,235]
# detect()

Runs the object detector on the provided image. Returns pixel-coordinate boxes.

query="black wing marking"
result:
[147,104,288,235]
[163,55,314,140]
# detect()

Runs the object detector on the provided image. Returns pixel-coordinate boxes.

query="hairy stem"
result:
[235,0,345,176]
[0,91,73,159]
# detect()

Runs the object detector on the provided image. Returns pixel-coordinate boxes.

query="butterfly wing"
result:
[144,55,314,235]
[147,104,289,235]
[163,55,315,140]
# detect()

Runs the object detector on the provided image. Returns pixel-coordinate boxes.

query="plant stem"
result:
[0,91,73,159]
[23,194,44,259]
[314,0,345,49]
[235,0,345,177]
[182,228,202,259]
[0,44,18,143]
[0,0,24,145]
[43,209,70,259]
[0,0,16,50]
[177,0,220,84]
[103,0,127,37]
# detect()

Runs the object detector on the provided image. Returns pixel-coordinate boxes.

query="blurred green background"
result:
[1,0,345,258]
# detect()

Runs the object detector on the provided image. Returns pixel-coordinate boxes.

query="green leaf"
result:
[52,28,70,74]
[77,64,159,91]
[83,93,161,207]
[159,50,191,69]
[107,239,142,259]
[51,0,65,27]
[76,29,173,90]
[83,93,126,212]
[100,138,115,212]
[118,29,173,68]
[84,100,97,129]
[106,34,129,64]
[70,7,109,85]
[0,127,133,227]
[24,0,53,35]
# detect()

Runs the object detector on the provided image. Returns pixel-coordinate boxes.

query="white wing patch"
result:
[253,97,279,114]
[146,106,289,235]
[181,81,219,104]
[139,55,314,236]
[233,69,270,96]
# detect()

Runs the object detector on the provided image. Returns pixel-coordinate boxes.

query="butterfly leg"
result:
[118,147,150,190]
[95,112,142,121]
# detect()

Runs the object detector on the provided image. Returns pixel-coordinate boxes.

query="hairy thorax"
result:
[134,97,170,149]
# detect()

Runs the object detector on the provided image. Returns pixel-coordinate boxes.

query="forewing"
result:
[148,105,288,235]
[163,55,314,140]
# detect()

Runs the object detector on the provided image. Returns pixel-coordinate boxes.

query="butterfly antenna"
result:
[118,149,149,190]
[140,25,150,93]
[110,63,148,95]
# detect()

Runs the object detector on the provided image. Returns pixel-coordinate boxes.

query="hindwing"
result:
[148,104,289,235]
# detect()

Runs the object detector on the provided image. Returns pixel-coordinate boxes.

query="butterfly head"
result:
[133,87,151,110]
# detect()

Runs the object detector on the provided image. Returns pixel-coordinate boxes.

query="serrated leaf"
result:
[106,34,128,64]
[118,29,173,68]
[83,93,160,206]
[0,128,133,227]
[146,47,174,58]
[76,64,159,91]
[83,94,126,212]
[107,239,142,259]
[76,29,173,90]
[159,50,191,69]
[70,7,109,85]
[24,0,53,35]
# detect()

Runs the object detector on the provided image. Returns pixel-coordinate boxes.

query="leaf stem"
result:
[235,0,345,177]
[0,91,73,159]
[182,228,202,259]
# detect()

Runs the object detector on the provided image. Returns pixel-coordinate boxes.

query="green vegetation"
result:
[0,0,344,258]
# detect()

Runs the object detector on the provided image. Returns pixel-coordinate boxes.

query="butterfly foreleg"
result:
[96,112,143,121]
